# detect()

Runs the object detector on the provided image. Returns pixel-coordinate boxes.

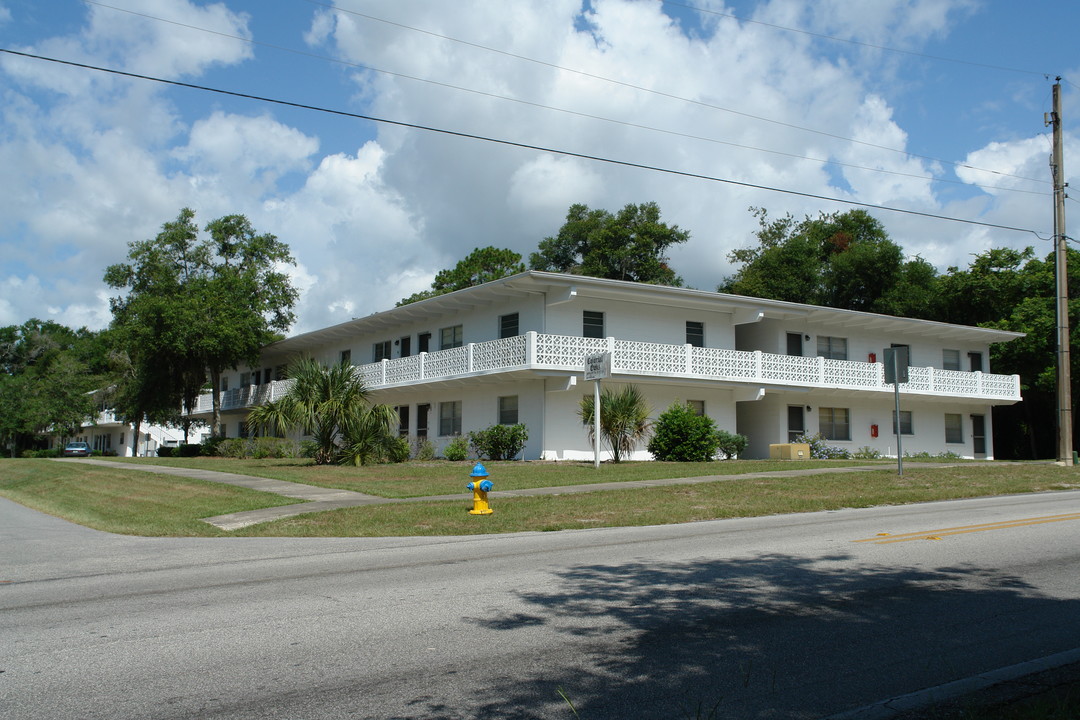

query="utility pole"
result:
[1048,78,1073,465]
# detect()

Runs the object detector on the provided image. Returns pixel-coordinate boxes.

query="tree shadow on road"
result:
[427,552,1080,719]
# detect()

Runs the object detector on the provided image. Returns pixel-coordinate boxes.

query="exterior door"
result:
[416,404,430,439]
[787,333,803,356]
[400,336,411,358]
[788,405,805,442]
[971,414,986,458]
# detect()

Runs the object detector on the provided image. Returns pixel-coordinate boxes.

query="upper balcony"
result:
[188,331,1022,415]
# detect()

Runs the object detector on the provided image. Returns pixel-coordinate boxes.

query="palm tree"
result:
[579,384,651,462]
[247,357,403,465]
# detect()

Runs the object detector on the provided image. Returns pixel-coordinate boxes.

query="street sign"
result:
[883,346,909,385]
[585,352,612,381]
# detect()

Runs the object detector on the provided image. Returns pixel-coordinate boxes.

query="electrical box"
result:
[770,443,811,460]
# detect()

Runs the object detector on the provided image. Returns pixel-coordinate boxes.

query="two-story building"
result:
[186,271,1023,460]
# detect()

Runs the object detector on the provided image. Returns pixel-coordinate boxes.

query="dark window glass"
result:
[583,311,605,339]
[686,321,704,347]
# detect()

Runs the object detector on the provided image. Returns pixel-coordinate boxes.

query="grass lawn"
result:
[1,457,1077,537]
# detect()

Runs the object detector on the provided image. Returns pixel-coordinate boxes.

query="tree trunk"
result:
[132,417,143,458]
[210,366,222,437]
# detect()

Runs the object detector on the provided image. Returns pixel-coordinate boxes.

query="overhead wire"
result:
[77,0,1048,197]
[0,47,1047,241]
[304,0,1052,187]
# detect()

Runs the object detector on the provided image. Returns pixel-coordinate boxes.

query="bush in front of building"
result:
[443,435,469,461]
[648,402,722,462]
[212,437,300,459]
[715,429,748,460]
[468,424,529,461]
[794,433,852,459]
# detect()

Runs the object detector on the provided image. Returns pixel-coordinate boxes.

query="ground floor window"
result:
[687,400,705,416]
[92,435,111,452]
[439,401,462,436]
[892,410,913,436]
[498,396,518,425]
[944,413,963,443]
[819,407,850,441]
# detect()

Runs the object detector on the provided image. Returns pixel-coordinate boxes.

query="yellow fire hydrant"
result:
[467,462,494,515]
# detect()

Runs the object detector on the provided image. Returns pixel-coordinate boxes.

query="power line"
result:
[303,0,1050,187]
[0,47,1045,240]
[78,0,1048,197]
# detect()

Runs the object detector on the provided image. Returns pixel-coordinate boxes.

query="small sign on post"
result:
[883,347,909,476]
[584,352,612,469]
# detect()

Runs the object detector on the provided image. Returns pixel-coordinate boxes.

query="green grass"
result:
[8,457,1074,538]
[0,460,299,536]
[101,455,884,497]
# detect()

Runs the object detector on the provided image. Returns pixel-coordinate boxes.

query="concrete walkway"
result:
[57,458,933,531]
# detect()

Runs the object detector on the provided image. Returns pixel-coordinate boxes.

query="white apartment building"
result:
[186,271,1022,461]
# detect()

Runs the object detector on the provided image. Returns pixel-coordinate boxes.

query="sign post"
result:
[584,352,612,470]
[883,347,909,476]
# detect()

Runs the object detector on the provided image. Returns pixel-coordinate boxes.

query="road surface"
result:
[3,490,1080,719]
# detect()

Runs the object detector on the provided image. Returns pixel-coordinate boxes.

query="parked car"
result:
[62,442,91,457]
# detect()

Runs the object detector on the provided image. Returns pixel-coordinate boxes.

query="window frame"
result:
[373,340,392,362]
[892,410,914,436]
[817,336,848,361]
[942,349,961,371]
[819,407,851,441]
[583,310,605,339]
[944,413,963,444]
[439,400,462,436]
[498,395,519,425]
[440,325,463,350]
[499,313,520,339]
[686,321,704,348]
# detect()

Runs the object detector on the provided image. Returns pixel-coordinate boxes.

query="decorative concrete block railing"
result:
[191,331,1021,413]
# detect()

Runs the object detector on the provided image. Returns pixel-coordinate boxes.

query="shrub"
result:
[411,437,436,461]
[178,443,202,457]
[794,433,852,460]
[201,435,227,457]
[853,445,882,459]
[443,435,469,461]
[157,446,176,458]
[468,424,528,461]
[299,440,319,459]
[715,429,749,460]
[648,403,720,462]
[215,438,250,458]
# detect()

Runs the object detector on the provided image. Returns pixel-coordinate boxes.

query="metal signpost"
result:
[584,352,612,470]
[883,346,909,476]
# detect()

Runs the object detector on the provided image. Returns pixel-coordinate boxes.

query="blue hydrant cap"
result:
[480,479,493,492]
[469,462,489,478]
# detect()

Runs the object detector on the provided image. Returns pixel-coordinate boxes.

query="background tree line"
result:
[1,201,1073,459]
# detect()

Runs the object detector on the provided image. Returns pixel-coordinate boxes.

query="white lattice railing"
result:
[189,331,1021,413]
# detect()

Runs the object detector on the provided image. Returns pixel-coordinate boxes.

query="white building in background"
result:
[185,271,1023,461]
[47,393,188,457]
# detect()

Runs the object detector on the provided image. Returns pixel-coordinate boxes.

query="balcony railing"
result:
[189,331,1021,414]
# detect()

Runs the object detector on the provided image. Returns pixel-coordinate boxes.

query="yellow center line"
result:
[854,512,1080,544]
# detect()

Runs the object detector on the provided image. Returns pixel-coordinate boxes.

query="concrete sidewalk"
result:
[57,458,924,531]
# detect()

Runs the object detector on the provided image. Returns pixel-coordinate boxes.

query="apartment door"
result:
[971,414,986,458]
[418,333,431,354]
[400,336,411,358]
[397,405,410,437]
[788,405,805,442]
[786,333,803,356]
[968,352,984,372]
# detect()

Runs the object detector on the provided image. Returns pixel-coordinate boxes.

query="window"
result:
[373,340,392,361]
[786,333,803,356]
[500,313,519,339]
[416,403,430,438]
[497,395,519,425]
[340,349,352,365]
[942,349,960,371]
[240,371,251,386]
[583,310,605,339]
[817,336,848,361]
[439,401,462,436]
[397,406,410,437]
[686,321,704,347]
[440,325,463,350]
[687,400,705,416]
[819,407,850,441]
[945,414,963,444]
[892,410,913,435]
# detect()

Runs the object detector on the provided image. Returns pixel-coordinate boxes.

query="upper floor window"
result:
[373,340,392,362]
[942,349,961,371]
[819,407,850,441]
[583,311,605,339]
[817,336,847,361]
[340,349,352,366]
[440,325,463,350]
[686,321,704,347]
[500,313,519,339]
[240,371,251,386]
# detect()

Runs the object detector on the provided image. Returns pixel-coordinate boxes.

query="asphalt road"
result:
[3,490,1080,719]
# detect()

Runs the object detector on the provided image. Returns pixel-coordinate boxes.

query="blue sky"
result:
[1,0,1077,333]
